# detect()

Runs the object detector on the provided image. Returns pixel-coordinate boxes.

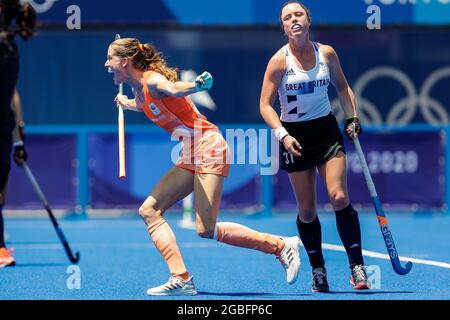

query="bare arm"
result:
[11,89,24,126]
[147,71,212,99]
[11,89,27,165]
[12,123,22,144]
[322,45,357,118]
[260,50,302,156]
[115,94,141,112]
[260,51,286,130]
[321,44,362,138]
[11,89,24,143]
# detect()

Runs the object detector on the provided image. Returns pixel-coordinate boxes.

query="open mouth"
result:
[292,24,302,31]
[108,67,117,82]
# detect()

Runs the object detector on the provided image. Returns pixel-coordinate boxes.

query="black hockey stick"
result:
[22,162,80,264]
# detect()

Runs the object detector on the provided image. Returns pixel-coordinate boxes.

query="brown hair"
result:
[110,38,178,82]
[279,1,312,26]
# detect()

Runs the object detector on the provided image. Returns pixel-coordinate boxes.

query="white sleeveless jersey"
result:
[278,42,332,122]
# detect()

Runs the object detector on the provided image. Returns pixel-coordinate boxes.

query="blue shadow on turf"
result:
[325,291,414,295]
[7,241,62,244]
[12,263,70,268]
[197,292,312,297]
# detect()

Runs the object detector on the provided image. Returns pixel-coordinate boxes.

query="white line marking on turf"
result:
[321,243,450,269]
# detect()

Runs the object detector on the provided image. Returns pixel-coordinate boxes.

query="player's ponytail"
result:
[111,38,178,82]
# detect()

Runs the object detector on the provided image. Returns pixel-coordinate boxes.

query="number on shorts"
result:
[283,152,295,164]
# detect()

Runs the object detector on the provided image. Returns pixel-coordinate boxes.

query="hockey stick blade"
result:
[374,200,412,275]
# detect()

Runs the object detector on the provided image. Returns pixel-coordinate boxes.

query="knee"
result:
[196,223,215,239]
[329,189,349,210]
[298,207,317,223]
[138,203,162,224]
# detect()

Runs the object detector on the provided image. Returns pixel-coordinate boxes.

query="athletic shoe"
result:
[0,247,16,268]
[350,264,370,290]
[147,276,198,296]
[312,267,330,292]
[276,236,301,284]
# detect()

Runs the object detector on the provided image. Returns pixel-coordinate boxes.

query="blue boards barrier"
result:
[5,124,447,215]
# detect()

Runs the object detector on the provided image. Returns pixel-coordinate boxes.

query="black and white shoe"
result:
[312,267,330,292]
[147,276,198,296]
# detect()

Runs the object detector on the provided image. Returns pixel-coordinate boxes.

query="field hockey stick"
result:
[352,134,412,275]
[115,33,126,180]
[22,162,80,264]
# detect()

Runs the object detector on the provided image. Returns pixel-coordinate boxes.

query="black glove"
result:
[343,117,363,140]
[13,143,27,167]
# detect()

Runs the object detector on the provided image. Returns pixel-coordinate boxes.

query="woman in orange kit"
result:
[105,38,301,296]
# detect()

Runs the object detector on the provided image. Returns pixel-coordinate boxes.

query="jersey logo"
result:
[288,107,298,114]
[287,95,297,104]
[149,103,161,116]
[286,68,296,76]
[287,106,307,119]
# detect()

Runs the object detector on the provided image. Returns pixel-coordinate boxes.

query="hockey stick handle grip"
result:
[114,33,126,180]
[118,107,126,179]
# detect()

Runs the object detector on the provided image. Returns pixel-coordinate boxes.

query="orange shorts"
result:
[176,129,230,177]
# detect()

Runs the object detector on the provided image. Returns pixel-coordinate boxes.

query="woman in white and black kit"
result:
[260,1,370,292]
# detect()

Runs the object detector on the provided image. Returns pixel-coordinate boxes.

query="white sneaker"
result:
[276,236,301,284]
[147,276,198,296]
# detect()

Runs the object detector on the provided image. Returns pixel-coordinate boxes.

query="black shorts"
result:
[279,113,345,172]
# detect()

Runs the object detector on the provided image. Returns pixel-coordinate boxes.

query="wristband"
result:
[274,127,289,142]
[13,140,24,147]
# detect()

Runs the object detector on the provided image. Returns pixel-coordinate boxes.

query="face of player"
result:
[105,46,127,85]
[280,3,310,39]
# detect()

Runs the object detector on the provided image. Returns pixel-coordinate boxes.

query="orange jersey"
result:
[139,72,217,135]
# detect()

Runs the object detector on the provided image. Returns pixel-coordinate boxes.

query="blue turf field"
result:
[1,212,449,300]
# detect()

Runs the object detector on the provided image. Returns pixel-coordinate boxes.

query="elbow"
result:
[163,89,178,97]
[173,91,186,98]
[259,107,265,119]
[259,102,266,116]
[169,88,189,98]
[160,84,181,97]
[260,104,271,118]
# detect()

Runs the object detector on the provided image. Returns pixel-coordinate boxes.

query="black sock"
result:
[335,204,364,268]
[296,215,325,269]
[0,205,5,248]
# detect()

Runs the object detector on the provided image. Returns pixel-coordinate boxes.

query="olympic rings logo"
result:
[364,0,450,5]
[331,66,450,124]
[21,0,59,14]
